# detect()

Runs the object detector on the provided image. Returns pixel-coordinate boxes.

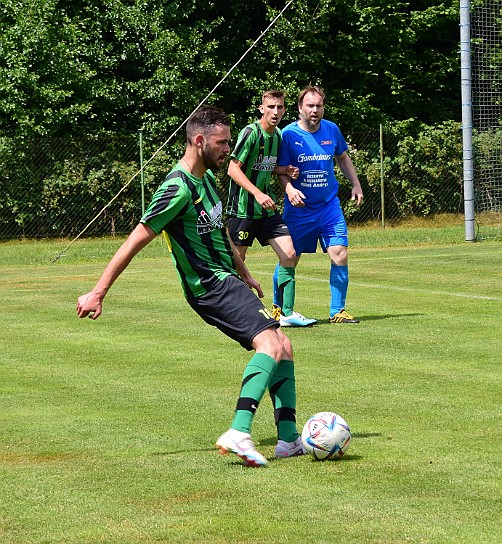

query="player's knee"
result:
[329,246,348,265]
[279,253,296,268]
[252,327,288,362]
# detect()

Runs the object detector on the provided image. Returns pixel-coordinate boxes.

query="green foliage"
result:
[337,121,463,222]
[0,0,461,141]
[473,126,502,211]
[0,121,466,237]
[0,135,143,237]
[388,120,463,216]
[0,0,473,236]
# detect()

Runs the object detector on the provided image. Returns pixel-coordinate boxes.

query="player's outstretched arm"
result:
[76,223,157,319]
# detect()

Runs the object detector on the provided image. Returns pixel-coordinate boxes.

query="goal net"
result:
[471,0,502,235]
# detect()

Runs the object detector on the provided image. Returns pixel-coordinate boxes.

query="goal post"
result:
[460,0,475,241]
[462,0,502,241]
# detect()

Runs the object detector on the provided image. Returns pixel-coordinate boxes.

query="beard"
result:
[300,112,321,130]
[201,148,224,171]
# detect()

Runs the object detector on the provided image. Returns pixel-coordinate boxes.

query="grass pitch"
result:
[0,227,500,543]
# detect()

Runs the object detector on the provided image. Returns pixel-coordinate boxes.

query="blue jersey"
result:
[277,119,348,211]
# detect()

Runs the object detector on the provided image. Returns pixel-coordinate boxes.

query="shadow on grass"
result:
[313,313,423,325]
[152,433,382,459]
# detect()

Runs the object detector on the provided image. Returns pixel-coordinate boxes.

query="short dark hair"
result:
[298,85,325,107]
[186,105,231,143]
[262,89,286,102]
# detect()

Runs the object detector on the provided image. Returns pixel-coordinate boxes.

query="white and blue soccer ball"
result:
[301,411,352,460]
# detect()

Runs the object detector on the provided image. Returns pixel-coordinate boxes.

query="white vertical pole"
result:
[139,127,145,215]
[380,124,385,228]
[460,0,476,241]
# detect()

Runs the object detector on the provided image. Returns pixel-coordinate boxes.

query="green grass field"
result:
[1,226,501,544]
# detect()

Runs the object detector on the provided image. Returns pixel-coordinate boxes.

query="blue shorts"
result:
[283,196,348,255]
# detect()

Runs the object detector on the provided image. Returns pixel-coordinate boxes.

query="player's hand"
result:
[286,186,306,207]
[255,192,276,211]
[243,276,264,298]
[286,165,299,180]
[76,292,103,319]
[351,186,364,208]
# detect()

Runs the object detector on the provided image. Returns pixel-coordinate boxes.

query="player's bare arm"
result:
[278,173,306,207]
[273,164,299,180]
[227,235,264,298]
[228,158,275,210]
[335,152,364,207]
[76,223,157,319]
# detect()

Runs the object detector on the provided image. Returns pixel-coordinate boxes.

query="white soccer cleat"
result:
[279,311,317,327]
[216,429,268,467]
[274,437,306,458]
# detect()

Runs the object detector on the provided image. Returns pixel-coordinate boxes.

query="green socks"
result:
[268,360,299,442]
[231,353,278,434]
[277,266,296,316]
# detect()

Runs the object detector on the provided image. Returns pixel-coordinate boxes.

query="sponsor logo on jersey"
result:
[197,201,224,234]
[298,153,331,162]
[253,155,277,172]
[321,140,332,145]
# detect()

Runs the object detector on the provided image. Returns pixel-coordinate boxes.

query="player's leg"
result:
[270,214,317,327]
[262,221,315,325]
[204,276,280,466]
[268,235,296,316]
[320,203,359,323]
[326,244,350,315]
[218,326,284,467]
[266,329,305,457]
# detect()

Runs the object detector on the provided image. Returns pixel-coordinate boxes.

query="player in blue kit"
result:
[272,85,364,323]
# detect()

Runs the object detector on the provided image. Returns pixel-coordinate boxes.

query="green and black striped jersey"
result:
[226,121,281,219]
[141,163,237,299]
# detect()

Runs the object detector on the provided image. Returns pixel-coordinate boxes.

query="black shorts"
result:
[187,274,279,350]
[227,213,290,247]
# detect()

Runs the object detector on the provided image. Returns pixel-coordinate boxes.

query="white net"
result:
[471,0,502,222]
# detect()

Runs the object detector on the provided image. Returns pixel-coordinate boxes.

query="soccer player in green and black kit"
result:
[226,90,316,327]
[77,105,305,466]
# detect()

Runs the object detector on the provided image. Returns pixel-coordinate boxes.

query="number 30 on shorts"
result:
[238,230,249,241]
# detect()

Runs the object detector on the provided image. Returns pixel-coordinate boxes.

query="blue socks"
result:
[329,264,348,317]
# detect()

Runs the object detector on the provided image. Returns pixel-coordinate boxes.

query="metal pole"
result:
[380,124,385,228]
[460,0,476,241]
[139,127,145,215]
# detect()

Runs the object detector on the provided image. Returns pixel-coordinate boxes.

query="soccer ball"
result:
[301,411,352,460]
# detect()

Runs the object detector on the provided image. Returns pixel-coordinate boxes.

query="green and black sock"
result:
[268,359,299,443]
[231,353,278,434]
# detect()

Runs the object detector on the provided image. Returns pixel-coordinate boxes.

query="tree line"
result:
[1,0,460,140]
[0,0,464,237]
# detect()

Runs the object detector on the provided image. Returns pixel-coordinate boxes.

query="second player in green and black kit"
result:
[226,90,317,327]
[226,120,282,221]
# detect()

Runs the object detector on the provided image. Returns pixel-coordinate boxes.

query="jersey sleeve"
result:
[332,123,349,156]
[140,177,190,235]
[230,125,256,164]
